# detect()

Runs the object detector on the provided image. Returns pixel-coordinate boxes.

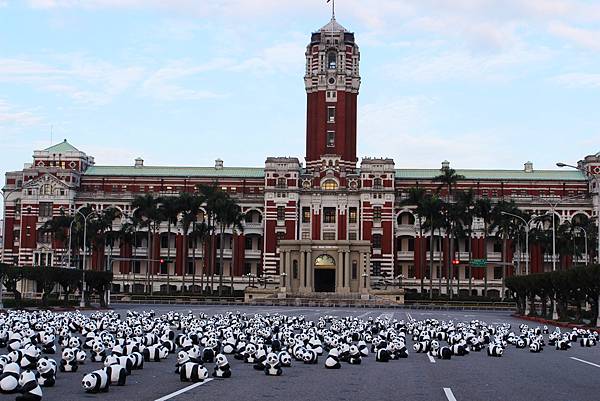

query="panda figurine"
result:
[202,346,215,364]
[212,354,231,378]
[59,348,78,372]
[278,351,292,368]
[16,370,42,401]
[35,357,57,387]
[302,349,318,365]
[40,333,56,354]
[128,352,144,370]
[529,341,543,353]
[347,345,362,365]
[0,362,20,393]
[375,348,390,363]
[221,337,236,354]
[556,340,571,351]
[324,348,341,369]
[143,345,168,362]
[264,353,282,376]
[580,338,596,347]
[180,361,209,383]
[103,362,127,386]
[451,344,469,356]
[357,340,369,358]
[432,346,452,360]
[76,349,87,365]
[82,369,110,393]
[90,340,107,363]
[487,344,504,357]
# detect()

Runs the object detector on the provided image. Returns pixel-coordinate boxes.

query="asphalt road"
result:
[3,305,600,401]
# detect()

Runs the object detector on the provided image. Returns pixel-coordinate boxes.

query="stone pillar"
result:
[299,251,306,293]
[306,250,313,293]
[344,251,351,289]
[284,251,291,289]
[337,250,344,291]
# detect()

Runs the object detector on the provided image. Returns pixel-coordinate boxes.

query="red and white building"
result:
[2,18,600,296]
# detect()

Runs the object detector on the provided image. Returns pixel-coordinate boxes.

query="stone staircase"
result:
[247,291,398,308]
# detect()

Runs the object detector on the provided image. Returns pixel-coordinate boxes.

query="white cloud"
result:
[548,22,600,51]
[0,56,145,105]
[231,41,306,75]
[140,58,232,101]
[0,99,43,126]
[552,73,600,88]
[357,96,508,168]
[381,47,551,83]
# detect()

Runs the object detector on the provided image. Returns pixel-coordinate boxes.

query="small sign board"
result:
[470,259,487,267]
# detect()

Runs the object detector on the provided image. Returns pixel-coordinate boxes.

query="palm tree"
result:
[400,187,426,291]
[474,198,492,296]
[197,183,227,293]
[179,192,203,293]
[456,190,475,294]
[433,167,465,298]
[98,207,121,272]
[189,221,210,293]
[490,200,522,300]
[159,196,181,294]
[215,197,245,297]
[421,194,444,299]
[117,217,137,292]
[132,194,163,294]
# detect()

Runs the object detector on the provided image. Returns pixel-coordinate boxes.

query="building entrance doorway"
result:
[314,269,335,292]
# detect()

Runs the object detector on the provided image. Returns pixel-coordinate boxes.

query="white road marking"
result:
[570,357,600,368]
[406,312,414,322]
[378,312,393,321]
[428,353,436,363]
[154,379,214,401]
[443,387,457,401]
[358,311,372,319]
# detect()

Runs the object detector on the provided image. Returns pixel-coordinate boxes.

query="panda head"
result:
[36,358,51,372]
[103,355,118,367]
[215,354,228,367]
[328,348,339,357]
[82,373,96,390]
[278,352,292,366]
[92,340,105,353]
[68,337,81,348]
[62,348,75,361]
[18,369,36,386]
[177,351,189,364]
[266,353,278,366]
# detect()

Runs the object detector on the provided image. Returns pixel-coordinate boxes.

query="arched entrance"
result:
[314,254,336,292]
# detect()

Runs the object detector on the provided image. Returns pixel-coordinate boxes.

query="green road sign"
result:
[470,259,487,267]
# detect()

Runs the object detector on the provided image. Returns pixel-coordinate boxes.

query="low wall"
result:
[244,287,278,303]
[370,289,405,304]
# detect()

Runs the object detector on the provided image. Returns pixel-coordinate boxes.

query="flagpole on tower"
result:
[327,0,335,20]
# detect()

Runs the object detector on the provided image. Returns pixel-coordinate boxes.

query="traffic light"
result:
[452,259,460,266]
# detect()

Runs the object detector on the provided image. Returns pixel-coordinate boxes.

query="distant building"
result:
[2,17,599,297]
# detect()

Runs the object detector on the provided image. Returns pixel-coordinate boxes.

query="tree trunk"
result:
[429,228,434,300]
[166,222,171,295]
[218,226,225,297]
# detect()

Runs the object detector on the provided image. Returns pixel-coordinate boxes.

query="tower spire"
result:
[328,0,335,20]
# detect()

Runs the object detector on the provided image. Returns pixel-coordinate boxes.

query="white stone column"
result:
[337,250,344,291]
[284,251,291,289]
[299,251,306,293]
[344,251,351,289]
[306,250,313,292]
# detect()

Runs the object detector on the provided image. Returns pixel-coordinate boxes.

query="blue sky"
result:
[1,0,599,190]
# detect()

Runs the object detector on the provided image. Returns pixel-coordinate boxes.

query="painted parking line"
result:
[443,387,457,401]
[427,353,436,364]
[570,357,600,368]
[154,379,214,401]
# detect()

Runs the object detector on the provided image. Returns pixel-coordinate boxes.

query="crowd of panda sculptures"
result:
[0,309,597,400]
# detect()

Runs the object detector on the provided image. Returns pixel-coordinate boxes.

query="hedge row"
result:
[505,265,600,323]
[0,263,113,308]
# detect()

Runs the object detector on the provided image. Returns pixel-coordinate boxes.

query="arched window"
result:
[315,254,336,267]
[327,51,337,69]
[321,180,338,190]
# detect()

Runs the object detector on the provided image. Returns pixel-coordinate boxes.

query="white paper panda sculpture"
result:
[487,344,504,357]
[264,353,282,376]
[82,369,110,393]
[180,361,209,383]
[36,357,57,387]
[15,369,42,401]
[212,354,231,378]
[324,348,341,369]
[59,348,78,372]
[0,362,20,393]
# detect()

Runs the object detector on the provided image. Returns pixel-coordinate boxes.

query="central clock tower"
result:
[304,17,361,170]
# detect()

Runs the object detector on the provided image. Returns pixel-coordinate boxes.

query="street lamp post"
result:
[66,209,96,308]
[574,226,589,266]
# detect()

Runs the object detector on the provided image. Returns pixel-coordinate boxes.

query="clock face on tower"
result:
[328,77,336,85]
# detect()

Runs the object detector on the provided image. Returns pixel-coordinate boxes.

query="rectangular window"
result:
[372,261,381,276]
[348,232,357,240]
[352,261,358,280]
[323,207,336,224]
[276,232,285,242]
[494,266,503,279]
[302,231,310,239]
[327,106,336,123]
[408,264,415,278]
[408,238,415,252]
[161,235,169,249]
[215,262,221,274]
[244,262,252,275]
[133,261,141,274]
[323,232,336,240]
[277,206,285,221]
[327,131,335,147]
[292,260,299,279]
[186,261,195,275]
[493,242,502,253]
[245,237,253,250]
[372,234,382,249]
[39,202,53,218]
[348,207,357,224]
[302,207,311,223]
[373,206,382,221]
